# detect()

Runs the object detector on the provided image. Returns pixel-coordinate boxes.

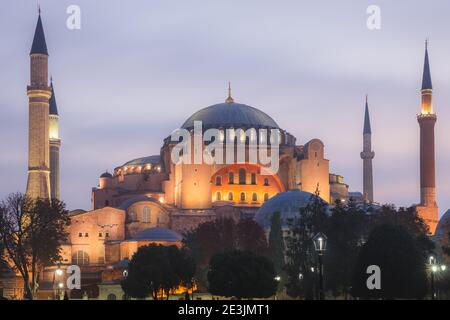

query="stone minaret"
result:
[49,79,61,200]
[416,41,438,234]
[26,12,51,199]
[360,95,375,203]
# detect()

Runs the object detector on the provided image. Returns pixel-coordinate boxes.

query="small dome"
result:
[100,171,112,178]
[118,196,159,210]
[131,227,182,242]
[255,190,328,230]
[435,209,450,242]
[181,102,279,130]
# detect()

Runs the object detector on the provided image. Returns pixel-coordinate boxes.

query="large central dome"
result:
[181,101,279,130]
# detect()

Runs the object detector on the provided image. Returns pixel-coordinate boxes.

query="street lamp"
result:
[312,232,327,300]
[123,269,129,300]
[53,266,64,300]
[312,232,327,253]
[273,276,282,300]
[428,256,447,300]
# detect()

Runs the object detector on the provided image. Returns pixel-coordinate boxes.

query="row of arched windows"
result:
[129,206,165,224]
[72,250,89,266]
[215,192,270,202]
[215,170,270,186]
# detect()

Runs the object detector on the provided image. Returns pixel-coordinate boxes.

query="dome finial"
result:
[225,82,234,104]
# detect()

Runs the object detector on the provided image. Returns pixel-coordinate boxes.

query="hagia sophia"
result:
[1,12,449,300]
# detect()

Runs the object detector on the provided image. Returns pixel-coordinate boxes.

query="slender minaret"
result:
[416,41,438,234]
[360,95,375,203]
[49,79,61,200]
[26,11,51,199]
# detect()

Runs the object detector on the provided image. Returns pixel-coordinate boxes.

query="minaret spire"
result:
[49,78,58,115]
[416,41,438,233]
[30,9,48,55]
[363,94,371,134]
[422,39,432,91]
[360,95,375,203]
[225,82,234,104]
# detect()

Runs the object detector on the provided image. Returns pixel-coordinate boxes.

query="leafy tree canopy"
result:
[351,224,427,299]
[207,250,277,299]
[121,244,195,300]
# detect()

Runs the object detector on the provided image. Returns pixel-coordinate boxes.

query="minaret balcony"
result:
[417,113,437,120]
[360,151,375,160]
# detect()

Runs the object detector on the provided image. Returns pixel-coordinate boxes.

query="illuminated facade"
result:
[2,12,353,299]
[415,42,439,234]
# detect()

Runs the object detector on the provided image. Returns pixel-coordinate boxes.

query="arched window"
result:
[215,176,222,186]
[228,192,233,201]
[240,192,246,201]
[72,251,89,266]
[143,206,151,223]
[107,294,117,300]
[216,192,222,201]
[264,178,269,186]
[239,169,246,185]
[252,193,258,202]
[129,211,136,222]
[264,193,269,202]
[251,173,256,185]
[228,172,234,184]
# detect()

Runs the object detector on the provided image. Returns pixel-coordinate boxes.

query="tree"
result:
[284,191,328,299]
[0,193,70,300]
[269,212,284,275]
[351,224,427,299]
[268,211,285,293]
[121,244,195,300]
[324,199,367,299]
[443,232,450,257]
[166,246,196,297]
[368,205,435,259]
[236,218,270,256]
[183,218,269,289]
[207,250,277,299]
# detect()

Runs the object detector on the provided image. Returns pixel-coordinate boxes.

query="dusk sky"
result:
[1,0,450,217]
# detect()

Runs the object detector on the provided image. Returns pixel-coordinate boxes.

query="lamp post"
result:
[123,269,128,300]
[54,266,63,300]
[274,276,281,300]
[312,232,327,300]
[428,256,447,300]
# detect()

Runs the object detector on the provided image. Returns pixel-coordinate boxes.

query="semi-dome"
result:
[131,227,182,242]
[255,190,328,230]
[122,155,161,166]
[118,196,159,210]
[181,102,279,130]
